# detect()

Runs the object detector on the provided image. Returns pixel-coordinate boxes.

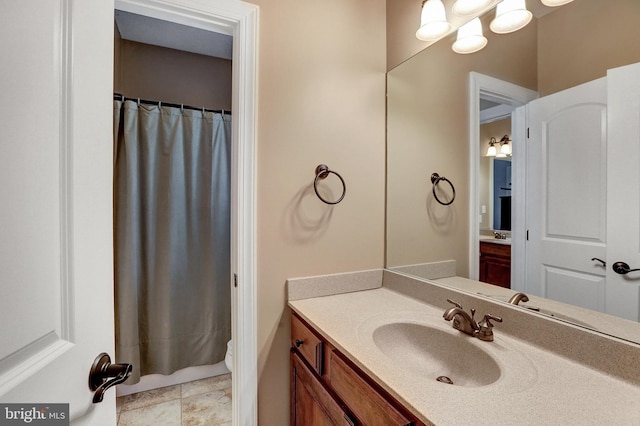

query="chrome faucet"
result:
[443,299,502,341]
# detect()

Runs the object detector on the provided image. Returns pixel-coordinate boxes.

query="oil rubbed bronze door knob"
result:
[89,353,132,403]
[612,261,640,275]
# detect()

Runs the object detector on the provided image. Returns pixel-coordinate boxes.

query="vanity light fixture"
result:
[499,135,512,155]
[490,0,533,34]
[541,0,574,6]
[452,0,495,16]
[486,137,498,156]
[452,18,487,54]
[487,135,512,157]
[416,0,451,41]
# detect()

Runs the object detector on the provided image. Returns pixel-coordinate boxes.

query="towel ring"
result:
[431,173,456,206]
[314,164,346,205]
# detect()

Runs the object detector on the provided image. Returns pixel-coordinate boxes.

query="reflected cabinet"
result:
[479,241,511,289]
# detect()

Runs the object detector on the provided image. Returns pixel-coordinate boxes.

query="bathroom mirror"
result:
[386,0,640,344]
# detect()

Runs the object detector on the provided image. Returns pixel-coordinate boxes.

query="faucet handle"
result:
[476,314,503,342]
[446,298,463,309]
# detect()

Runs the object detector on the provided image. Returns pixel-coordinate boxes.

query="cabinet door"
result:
[329,351,413,426]
[291,351,355,426]
[479,242,511,288]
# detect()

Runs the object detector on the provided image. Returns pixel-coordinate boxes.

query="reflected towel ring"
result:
[314,164,346,205]
[431,173,456,206]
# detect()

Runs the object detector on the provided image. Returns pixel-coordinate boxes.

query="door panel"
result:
[544,266,605,312]
[0,1,116,423]
[527,77,607,312]
[545,105,606,241]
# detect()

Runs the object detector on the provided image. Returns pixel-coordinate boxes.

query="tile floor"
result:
[116,374,231,426]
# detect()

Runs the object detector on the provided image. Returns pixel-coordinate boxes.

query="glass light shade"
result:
[541,0,574,6]
[452,0,495,16]
[490,0,533,34]
[452,18,487,54]
[496,152,508,158]
[416,0,451,41]
[500,141,512,155]
[486,144,497,156]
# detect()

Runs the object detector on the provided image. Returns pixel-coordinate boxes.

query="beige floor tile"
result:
[181,387,232,426]
[181,374,232,398]
[118,399,181,426]
[119,384,181,411]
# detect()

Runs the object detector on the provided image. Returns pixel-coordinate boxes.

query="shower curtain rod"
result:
[114,93,231,115]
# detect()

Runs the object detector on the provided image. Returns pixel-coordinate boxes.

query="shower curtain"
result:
[113,100,231,383]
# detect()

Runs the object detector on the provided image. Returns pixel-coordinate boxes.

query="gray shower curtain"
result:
[114,100,231,383]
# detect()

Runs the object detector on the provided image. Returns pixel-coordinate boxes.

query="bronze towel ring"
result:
[431,173,456,206]
[314,164,346,205]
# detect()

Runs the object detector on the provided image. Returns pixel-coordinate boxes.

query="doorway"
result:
[468,72,537,288]
[112,1,258,424]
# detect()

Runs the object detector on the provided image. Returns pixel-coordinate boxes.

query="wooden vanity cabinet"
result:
[479,241,511,289]
[291,312,424,426]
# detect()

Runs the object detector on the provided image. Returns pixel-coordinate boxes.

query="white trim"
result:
[468,72,537,281]
[510,105,527,292]
[114,1,259,425]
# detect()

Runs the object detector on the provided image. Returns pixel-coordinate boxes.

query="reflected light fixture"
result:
[499,135,512,155]
[453,0,495,16]
[490,0,533,34]
[416,0,451,41]
[452,18,487,54]
[541,0,574,6]
[486,137,498,156]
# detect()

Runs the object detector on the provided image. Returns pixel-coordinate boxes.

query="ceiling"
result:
[115,10,233,60]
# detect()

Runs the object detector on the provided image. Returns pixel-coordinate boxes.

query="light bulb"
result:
[452,18,488,54]
[500,142,512,155]
[416,0,451,41]
[541,0,574,6]
[490,0,532,34]
[452,0,495,16]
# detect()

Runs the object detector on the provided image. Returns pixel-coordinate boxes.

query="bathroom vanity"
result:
[478,238,511,288]
[291,312,423,425]
[288,269,640,425]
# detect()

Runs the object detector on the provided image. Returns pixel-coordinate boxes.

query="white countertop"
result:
[289,286,640,425]
[479,235,511,245]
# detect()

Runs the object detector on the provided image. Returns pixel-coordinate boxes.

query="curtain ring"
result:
[431,173,456,206]
[314,164,346,205]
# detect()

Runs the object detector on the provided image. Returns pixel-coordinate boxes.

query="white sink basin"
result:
[372,322,501,387]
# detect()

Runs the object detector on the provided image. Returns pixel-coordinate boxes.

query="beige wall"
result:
[246,0,387,424]
[479,118,511,230]
[114,38,232,110]
[538,0,640,96]
[386,14,536,275]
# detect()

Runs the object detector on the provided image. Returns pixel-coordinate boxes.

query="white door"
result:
[606,62,640,321]
[526,77,608,312]
[0,1,116,424]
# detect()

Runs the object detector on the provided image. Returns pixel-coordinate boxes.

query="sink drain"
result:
[436,376,454,385]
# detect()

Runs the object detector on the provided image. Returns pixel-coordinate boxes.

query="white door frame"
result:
[114,1,258,424]
[468,72,537,286]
